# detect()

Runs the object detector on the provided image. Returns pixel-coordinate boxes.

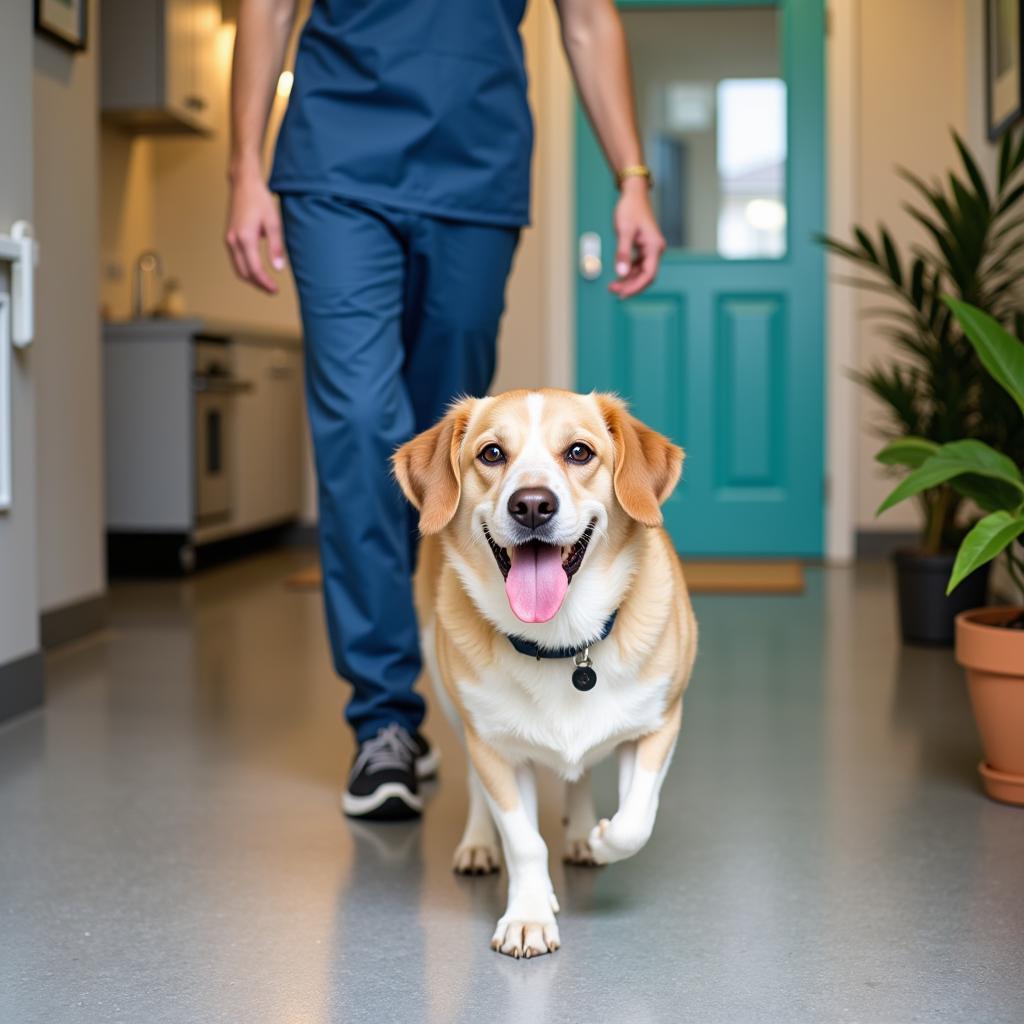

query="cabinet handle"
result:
[268,366,294,380]
[184,95,207,112]
[194,376,252,395]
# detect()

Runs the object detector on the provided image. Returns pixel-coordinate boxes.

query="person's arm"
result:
[554,0,665,298]
[225,0,299,294]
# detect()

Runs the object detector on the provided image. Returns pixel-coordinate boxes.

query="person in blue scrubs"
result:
[226,0,665,820]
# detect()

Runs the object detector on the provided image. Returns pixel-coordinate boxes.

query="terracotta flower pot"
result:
[955,607,1024,806]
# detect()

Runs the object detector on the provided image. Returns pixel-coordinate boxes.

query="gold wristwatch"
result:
[615,164,653,190]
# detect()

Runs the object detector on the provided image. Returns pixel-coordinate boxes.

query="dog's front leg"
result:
[465,729,560,958]
[588,700,682,865]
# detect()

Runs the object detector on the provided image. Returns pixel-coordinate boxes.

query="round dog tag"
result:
[572,664,597,691]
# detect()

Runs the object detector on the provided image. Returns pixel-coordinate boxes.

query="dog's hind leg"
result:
[453,764,501,875]
[563,772,599,866]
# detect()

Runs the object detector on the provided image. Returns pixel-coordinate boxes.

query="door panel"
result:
[576,0,825,556]
[714,293,785,489]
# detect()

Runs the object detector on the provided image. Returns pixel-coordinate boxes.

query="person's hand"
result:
[225,168,284,294]
[609,178,665,299]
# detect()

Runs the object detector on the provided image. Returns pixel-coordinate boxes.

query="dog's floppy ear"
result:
[596,393,684,527]
[393,399,474,535]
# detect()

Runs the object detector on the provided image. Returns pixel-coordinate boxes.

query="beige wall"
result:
[492,0,557,393]
[853,0,976,533]
[99,127,155,320]
[33,1,105,615]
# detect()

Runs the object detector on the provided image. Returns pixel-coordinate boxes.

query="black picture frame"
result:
[35,0,88,53]
[987,0,1024,140]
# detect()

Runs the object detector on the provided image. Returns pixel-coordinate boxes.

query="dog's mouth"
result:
[483,520,596,624]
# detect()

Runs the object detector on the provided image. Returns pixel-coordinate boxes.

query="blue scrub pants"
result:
[280,194,519,742]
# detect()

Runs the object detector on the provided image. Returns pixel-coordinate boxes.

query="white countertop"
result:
[103,317,302,349]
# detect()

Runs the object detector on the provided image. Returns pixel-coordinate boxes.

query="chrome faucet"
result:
[132,250,164,319]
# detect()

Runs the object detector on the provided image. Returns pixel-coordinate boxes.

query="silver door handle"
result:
[579,232,602,280]
[193,377,253,395]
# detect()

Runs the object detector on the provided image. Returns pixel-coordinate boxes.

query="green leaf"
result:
[953,473,1024,514]
[877,439,1024,515]
[909,257,926,309]
[881,228,903,286]
[853,227,878,263]
[905,208,971,288]
[817,234,864,263]
[1013,130,1024,182]
[998,130,1014,190]
[948,510,1024,594]
[875,437,939,468]
[997,180,1024,216]
[944,297,1024,415]
[953,131,991,214]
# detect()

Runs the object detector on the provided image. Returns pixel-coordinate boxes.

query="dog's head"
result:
[393,390,683,628]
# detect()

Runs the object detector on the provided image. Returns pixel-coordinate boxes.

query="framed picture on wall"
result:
[988,0,1024,139]
[35,0,88,52]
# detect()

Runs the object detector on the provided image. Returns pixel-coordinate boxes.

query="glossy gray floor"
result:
[2,552,1023,1024]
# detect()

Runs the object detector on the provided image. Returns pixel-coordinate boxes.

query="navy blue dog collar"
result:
[505,611,618,692]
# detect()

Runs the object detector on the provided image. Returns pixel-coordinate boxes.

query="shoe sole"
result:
[343,781,423,821]
[415,746,441,781]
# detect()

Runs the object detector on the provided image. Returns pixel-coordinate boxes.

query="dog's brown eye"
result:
[478,444,506,465]
[565,443,594,465]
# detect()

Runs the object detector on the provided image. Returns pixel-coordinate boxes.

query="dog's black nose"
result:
[508,487,559,530]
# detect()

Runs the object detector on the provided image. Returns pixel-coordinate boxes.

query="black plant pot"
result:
[893,549,991,647]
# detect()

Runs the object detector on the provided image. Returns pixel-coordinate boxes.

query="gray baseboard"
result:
[0,650,44,725]
[856,529,918,560]
[40,593,108,650]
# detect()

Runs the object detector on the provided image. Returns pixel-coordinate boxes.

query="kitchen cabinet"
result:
[103,320,304,574]
[101,0,219,135]
[231,342,304,533]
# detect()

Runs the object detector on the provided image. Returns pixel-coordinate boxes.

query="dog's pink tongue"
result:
[505,543,568,623]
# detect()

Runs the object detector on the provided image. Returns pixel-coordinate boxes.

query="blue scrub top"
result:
[270,0,533,227]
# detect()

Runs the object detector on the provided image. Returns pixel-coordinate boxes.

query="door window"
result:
[623,6,787,258]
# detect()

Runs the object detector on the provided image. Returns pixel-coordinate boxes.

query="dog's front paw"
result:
[587,815,651,865]
[490,916,561,958]
[491,890,560,958]
[453,841,501,875]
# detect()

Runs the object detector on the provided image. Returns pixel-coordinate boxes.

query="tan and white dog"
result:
[393,389,697,958]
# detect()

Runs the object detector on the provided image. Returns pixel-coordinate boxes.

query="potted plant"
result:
[878,298,1024,806]
[821,129,1024,644]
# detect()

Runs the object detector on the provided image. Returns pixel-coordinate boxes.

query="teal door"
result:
[577,0,826,556]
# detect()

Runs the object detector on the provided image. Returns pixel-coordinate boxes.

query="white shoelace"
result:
[351,723,418,778]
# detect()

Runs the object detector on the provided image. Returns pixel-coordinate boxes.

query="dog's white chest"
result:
[456,647,670,778]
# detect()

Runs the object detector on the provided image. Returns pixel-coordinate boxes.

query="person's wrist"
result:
[619,175,651,199]
[228,152,263,186]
